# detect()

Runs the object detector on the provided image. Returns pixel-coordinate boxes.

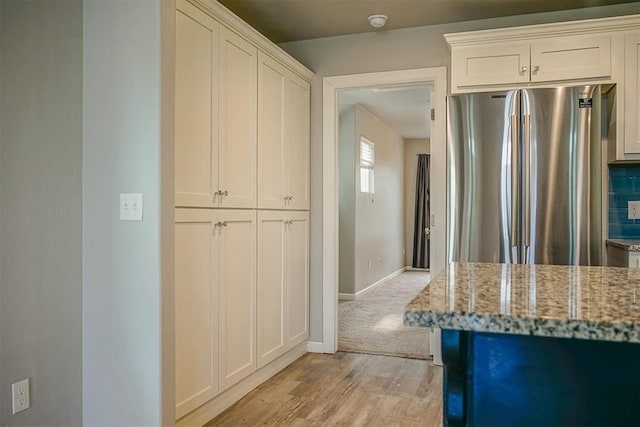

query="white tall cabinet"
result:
[174,0,313,424]
[257,211,309,368]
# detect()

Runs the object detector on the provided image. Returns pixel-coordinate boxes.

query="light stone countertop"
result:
[606,239,640,252]
[404,262,640,343]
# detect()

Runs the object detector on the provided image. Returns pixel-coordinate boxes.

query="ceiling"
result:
[217,0,638,43]
[339,85,433,139]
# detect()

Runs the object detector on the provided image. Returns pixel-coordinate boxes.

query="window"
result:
[360,136,375,194]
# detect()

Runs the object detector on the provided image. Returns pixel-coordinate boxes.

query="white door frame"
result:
[322,67,448,353]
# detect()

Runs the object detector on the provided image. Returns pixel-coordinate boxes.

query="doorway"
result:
[321,67,447,354]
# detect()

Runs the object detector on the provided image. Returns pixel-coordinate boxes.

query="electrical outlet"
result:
[120,193,143,221]
[12,379,30,414]
[629,201,640,220]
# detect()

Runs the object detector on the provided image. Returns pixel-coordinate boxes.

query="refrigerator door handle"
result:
[510,113,520,263]
[523,113,532,262]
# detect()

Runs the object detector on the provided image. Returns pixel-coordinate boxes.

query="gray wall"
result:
[353,105,404,293]
[404,138,430,266]
[83,0,174,425]
[0,1,83,424]
[338,107,356,295]
[279,3,639,342]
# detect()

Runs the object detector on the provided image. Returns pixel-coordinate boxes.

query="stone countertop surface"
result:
[404,262,640,343]
[606,239,640,252]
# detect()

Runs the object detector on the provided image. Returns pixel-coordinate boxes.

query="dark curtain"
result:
[412,154,430,268]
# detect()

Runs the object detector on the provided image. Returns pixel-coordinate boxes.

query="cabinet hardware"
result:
[533,65,540,73]
[521,66,528,73]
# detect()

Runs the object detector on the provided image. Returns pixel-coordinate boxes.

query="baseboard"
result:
[352,267,406,300]
[338,292,355,301]
[406,266,430,272]
[306,341,324,353]
[176,341,307,426]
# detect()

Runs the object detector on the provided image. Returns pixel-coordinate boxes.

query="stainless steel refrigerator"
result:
[446,85,612,266]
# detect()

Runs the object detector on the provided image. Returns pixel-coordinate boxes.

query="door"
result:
[451,42,530,88]
[174,208,218,418]
[285,211,309,348]
[285,74,311,210]
[175,6,219,208]
[256,211,286,368]
[624,33,640,154]
[219,28,257,208]
[447,91,519,264]
[218,209,257,390]
[257,53,286,209]
[522,86,602,266]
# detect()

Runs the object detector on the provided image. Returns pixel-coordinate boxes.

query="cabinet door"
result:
[174,208,218,418]
[531,35,611,82]
[285,211,309,349]
[624,33,640,154]
[451,42,530,88]
[285,73,311,210]
[218,210,257,391]
[175,5,219,208]
[219,28,257,208]
[256,211,286,368]
[257,53,287,209]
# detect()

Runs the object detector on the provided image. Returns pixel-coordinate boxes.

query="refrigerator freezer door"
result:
[447,91,520,264]
[522,86,602,265]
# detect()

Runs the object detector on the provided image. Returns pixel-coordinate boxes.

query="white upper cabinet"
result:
[445,17,640,93]
[219,28,258,208]
[175,5,219,208]
[624,32,640,155]
[530,35,611,82]
[285,74,311,210]
[258,53,311,210]
[452,42,531,87]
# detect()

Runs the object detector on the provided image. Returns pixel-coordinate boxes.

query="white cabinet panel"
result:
[531,35,611,82]
[451,43,530,88]
[258,56,310,211]
[257,54,286,209]
[175,7,219,208]
[286,75,311,210]
[219,28,257,208]
[624,33,640,155]
[175,210,218,418]
[286,212,310,347]
[256,212,286,367]
[218,210,257,391]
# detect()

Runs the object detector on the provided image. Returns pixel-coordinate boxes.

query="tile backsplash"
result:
[609,164,640,239]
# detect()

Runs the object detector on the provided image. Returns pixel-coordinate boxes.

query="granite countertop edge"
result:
[606,239,640,252]
[403,309,640,343]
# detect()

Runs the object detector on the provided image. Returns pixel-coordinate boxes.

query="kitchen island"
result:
[404,262,640,426]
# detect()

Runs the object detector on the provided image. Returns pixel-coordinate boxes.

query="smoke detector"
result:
[368,14,388,28]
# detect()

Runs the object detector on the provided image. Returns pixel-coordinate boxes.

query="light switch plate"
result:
[629,201,640,220]
[120,193,143,221]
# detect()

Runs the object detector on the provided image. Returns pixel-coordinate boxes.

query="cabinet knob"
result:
[521,66,528,73]
[533,65,540,73]
[222,190,228,196]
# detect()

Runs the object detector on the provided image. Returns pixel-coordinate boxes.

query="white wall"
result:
[338,107,356,295]
[0,1,83,424]
[279,3,638,342]
[83,0,174,424]
[353,105,404,293]
[404,138,431,266]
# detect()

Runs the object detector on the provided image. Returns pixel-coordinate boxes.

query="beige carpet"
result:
[338,270,431,360]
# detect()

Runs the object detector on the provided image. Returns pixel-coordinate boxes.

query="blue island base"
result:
[442,330,640,426]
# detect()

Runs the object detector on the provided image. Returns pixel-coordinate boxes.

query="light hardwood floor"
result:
[207,352,443,426]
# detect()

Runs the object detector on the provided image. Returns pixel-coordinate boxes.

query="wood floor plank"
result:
[206,352,443,426]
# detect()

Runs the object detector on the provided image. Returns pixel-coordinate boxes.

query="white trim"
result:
[306,341,325,353]
[176,342,307,426]
[445,14,640,46]
[322,67,448,354]
[338,267,406,301]
[186,0,314,81]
